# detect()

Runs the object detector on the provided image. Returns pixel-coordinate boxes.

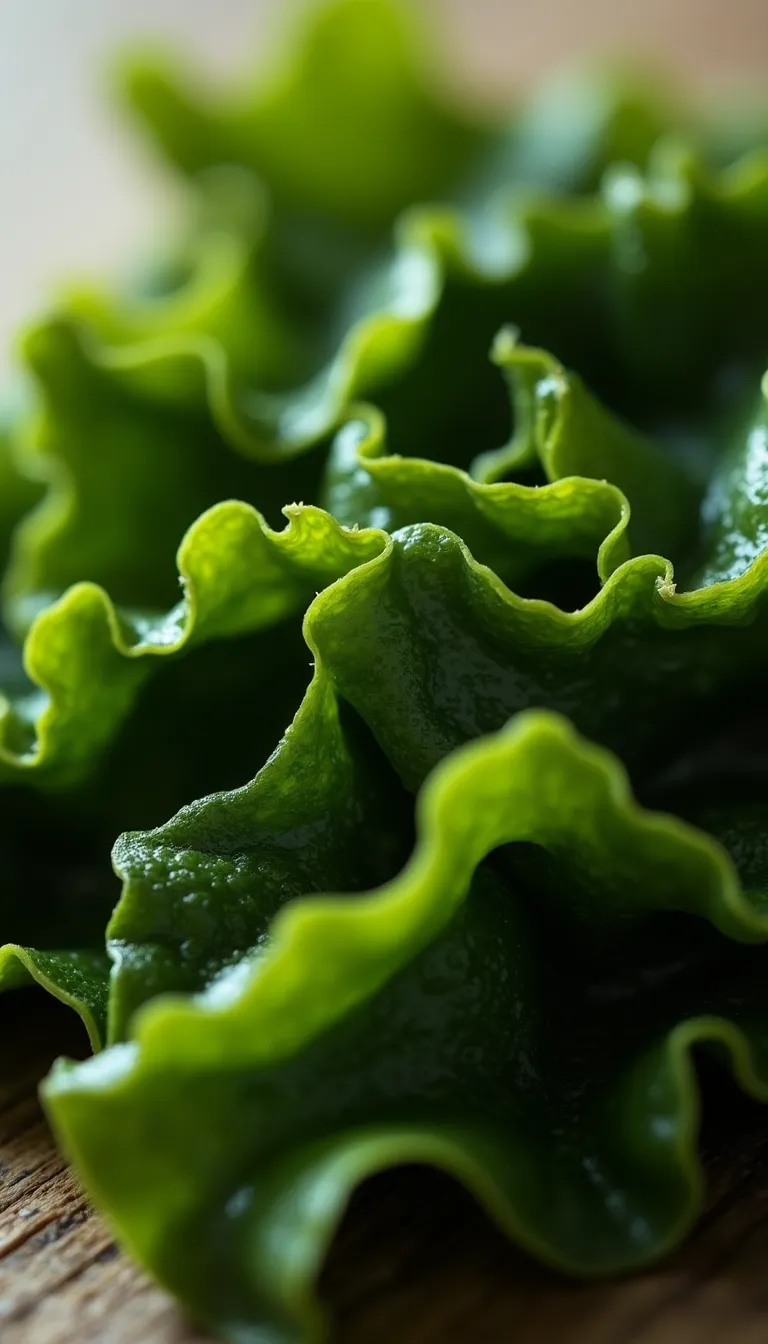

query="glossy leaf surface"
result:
[0,3,766,1343]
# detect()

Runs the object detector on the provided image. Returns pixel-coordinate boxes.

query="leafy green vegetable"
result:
[0,1,765,1341]
[0,493,384,1039]
[118,0,494,231]
[306,507,768,788]
[322,332,700,581]
[0,948,108,1049]
[45,707,768,1341]
[1,500,384,786]
[13,56,765,669]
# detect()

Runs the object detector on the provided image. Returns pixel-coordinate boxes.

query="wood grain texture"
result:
[4,995,768,1343]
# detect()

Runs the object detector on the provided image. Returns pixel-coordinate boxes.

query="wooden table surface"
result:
[4,994,768,1344]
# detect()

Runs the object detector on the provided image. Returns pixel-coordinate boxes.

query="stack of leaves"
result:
[3,1,768,1338]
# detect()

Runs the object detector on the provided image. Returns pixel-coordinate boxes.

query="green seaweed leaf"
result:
[121,4,757,216]
[117,0,495,232]
[695,371,768,586]
[0,399,43,576]
[17,122,768,663]
[322,333,700,583]
[105,670,412,1038]
[0,502,385,1035]
[58,168,300,394]
[3,2,768,1337]
[4,317,329,631]
[0,948,108,1049]
[44,709,768,1342]
[304,502,768,789]
[0,500,384,786]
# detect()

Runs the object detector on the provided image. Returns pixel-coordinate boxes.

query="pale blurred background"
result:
[2,0,768,358]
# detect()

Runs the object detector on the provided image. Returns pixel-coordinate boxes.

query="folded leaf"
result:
[5,3,768,1338]
[0,948,108,1049]
[0,398,43,575]
[61,169,301,394]
[322,334,700,583]
[117,0,495,232]
[5,319,330,630]
[45,710,768,1343]
[695,371,768,586]
[324,404,635,591]
[120,3,758,217]
[0,506,384,1031]
[1,500,384,786]
[21,136,767,671]
[106,670,412,1038]
[306,505,768,790]
[604,142,768,398]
